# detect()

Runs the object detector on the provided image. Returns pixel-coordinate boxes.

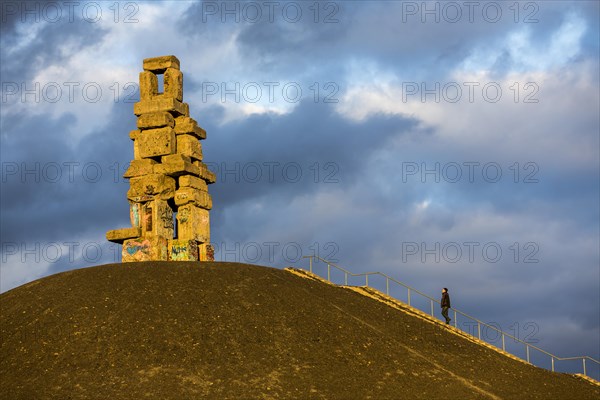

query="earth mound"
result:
[1,262,598,399]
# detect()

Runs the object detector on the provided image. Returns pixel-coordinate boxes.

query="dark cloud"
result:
[1,2,108,85]
[203,99,417,206]
[181,1,600,82]
[0,101,135,245]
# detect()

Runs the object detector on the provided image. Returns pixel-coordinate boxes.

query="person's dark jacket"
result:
[441,292,451,308]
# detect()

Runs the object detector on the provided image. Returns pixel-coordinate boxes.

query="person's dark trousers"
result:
[441,307,451,324]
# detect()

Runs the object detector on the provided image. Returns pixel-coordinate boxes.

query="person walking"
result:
[441,288,451,324]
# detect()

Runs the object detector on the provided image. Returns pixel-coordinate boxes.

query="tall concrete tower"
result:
[107,55,215,262]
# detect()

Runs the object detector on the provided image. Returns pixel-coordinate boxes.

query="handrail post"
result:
[386,277,389,296]
[430,300,434,316]
[344,272,348,286]
[407,288,411,306]
[327,264,330,282]
[526,345,530,363]
[551,356,554,372]
[309,256,313,273]
[454,310,457,328]
[365,274,369,287]
[582,358,586,376]
[502,333,505,351]
[477,322,481,340]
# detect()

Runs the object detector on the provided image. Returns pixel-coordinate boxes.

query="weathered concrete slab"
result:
[143,55,180,73]
[133,98,188,117]
[141,199,174,239]
[129,129,141,140]
[179,175,208,191]
[106,227,141,244]
[174,187,212,209]
[168,239,198,261]
[176,134,202,160]
[122,236,169,262]
[195,161,217,183]
[164,68,183,101]
[154,154,200,177]
[136,127,176,159]
[127,174,176,200]
[176,204,210,243]
[198,243,215,261]
[137,112,175,129]
[174,116,206,139]
[139,71,158,100]
[123,159,157,178]
[162,153,191,164]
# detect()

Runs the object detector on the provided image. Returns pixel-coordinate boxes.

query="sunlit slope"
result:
[1,262,598,399]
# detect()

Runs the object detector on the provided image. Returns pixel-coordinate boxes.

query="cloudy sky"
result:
[1,0,598,375]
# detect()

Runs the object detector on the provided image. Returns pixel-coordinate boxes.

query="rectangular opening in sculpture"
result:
[157,73,164,94]
[145,206,153,232]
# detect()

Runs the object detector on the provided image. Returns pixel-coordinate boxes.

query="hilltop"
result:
[1,262,598,399]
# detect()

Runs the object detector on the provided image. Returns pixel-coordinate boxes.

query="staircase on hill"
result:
[292,256,600,385]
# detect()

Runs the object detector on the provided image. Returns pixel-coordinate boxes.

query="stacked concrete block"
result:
[106,55,215,262]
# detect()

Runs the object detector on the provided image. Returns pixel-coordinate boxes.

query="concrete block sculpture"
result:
[106,55,215,262]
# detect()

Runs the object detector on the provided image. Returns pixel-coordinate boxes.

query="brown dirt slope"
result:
[1,262,598,400]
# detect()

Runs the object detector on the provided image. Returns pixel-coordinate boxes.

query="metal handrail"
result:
[301,255,600,379]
